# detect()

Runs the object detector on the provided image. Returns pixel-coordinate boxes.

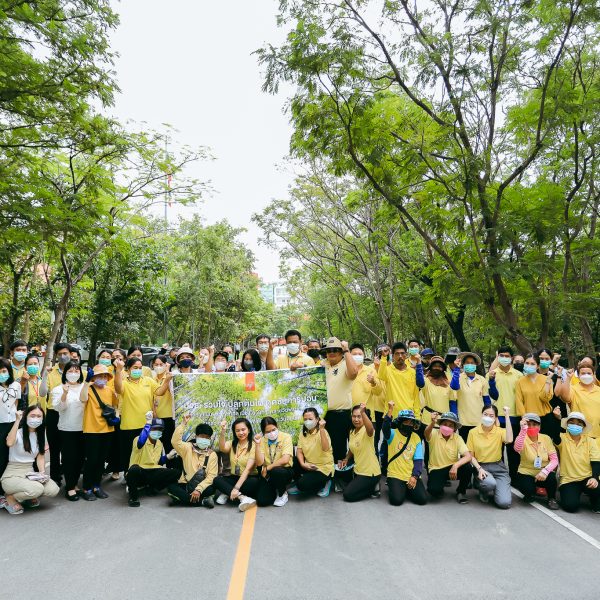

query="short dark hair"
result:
[285,329,302,342]
[54,342,71,354]
[214,351,229,361]
[195,423,213,437]
[525,353,540,365]
[407,338,421,345]
[260,416,278,434]
[61,361,83,384]
[0,357,15,386]
[349,343,364,353]
[536,348,553,360]
[126,356,143,370]
[497,345,513,356]
[255,334,270,344]
[391,342,407,353]
[10,340,28,351]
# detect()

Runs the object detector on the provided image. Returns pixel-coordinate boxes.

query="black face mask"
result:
[430,369,444,378]
[513,362,524,373]
[179,359,193,368]
[307,349,321,360]
[399,424,414,437]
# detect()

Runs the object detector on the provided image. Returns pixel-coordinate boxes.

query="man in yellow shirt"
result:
[267,329,315,370]
[9,340,28,381]
[306,339,323,366]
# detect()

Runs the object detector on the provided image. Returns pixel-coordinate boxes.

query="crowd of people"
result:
[1,331,600,516]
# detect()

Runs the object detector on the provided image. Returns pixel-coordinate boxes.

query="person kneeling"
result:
[341,404,381,502]
[125,412,179,507]
[382,404,427,506]
[254,417,294,507]
[167,414,218,508]
[425,411,472,504]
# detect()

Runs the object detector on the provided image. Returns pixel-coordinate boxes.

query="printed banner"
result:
[173,367,328,443]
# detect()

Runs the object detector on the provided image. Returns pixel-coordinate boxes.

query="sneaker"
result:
[317,480,332,498]
[202,496,215,509]
[287,485,301,496]
[548,499,559,510]
[215,493,228,505]
[456,492,468,504]
[93,488,109,499]
[273,492,289,507]
[81,490,97,502]
[128,497,140,507]
[478,491,489,504]
[334,481,343,493]
[238,495,256,512]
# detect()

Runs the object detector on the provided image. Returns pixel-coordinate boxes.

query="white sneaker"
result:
[273,492,289,507]
[216,493,228,505]
[238,495,256,512]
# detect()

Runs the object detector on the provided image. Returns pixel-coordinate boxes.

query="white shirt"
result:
[51,383,84,431]
[0,382,21,423]
[9,429,39,463]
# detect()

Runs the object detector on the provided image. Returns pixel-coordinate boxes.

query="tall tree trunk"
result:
[580,317,595,356]
[43,285,72,370]
[444,306,470,351]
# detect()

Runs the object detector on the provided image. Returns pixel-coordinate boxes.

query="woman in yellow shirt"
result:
[556,364,600,439]
[254,416,294,507]
[214,417,258,512]
[515,354,554,434]
[150,355,175,454]
[20,354,48,410]
[340,403,381,502]
[294,407,334,497]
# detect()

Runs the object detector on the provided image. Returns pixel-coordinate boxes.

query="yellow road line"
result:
[226,506,257,600]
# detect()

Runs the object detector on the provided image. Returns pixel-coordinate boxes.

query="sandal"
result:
[4,502,24,515]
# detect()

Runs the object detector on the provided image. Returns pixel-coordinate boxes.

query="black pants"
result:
[125,465,179,500]
[388,477,427,506]
[106,425,120,473]
[213,474,259,498]
[120,428,142,473]
[296,470,330,495]
[60,430,85,491]
[160,417,175,454]
[256,467,294,506]
[459,425,475,444]
[427,464,472,497]
[514,471,557,500]
[83,433,111,490]
[325,409,351,462]
[343,474,380,502]
[0,421,14,494]
[167,482,215,505]
[46,409,62,483]
[559,479,600,513]
[374,411,383,455]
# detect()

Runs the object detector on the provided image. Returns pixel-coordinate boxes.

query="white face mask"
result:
[580,374,594,385]
[215,361,227,372]
[352,354,364,365]
[304,419,317,430]
[154,365,166,374]
[287,343,300,355]
[258,344,269,353]
[201,354,209,365]
[481,415,495,427]
[66,372,80,383]
[266,429,279,441]
[27,417,43,429]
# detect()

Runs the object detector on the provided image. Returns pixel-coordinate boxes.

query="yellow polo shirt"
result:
[152,372,174,419]
[129,437,164,469]
[557,433,600,485]
[120,375,159,430]
[428,428,469,471]
[324,359,353,410]
[420,379,455,425]
[457,373,489,427]
[377,359,420,415]
[26,378,47,411]
[83,384,118,434]
[260,432,293,468]
[517,433,555,477]
[229,444,257,475]
[46,366,63,411]
[488,367,522,417]
[386,431,422,481]
[467,424,506,463]
[276,353,315,369]
[349,426,380,477]
[515,374,553,416]
[297,429,334,477]
[570,384,600,439]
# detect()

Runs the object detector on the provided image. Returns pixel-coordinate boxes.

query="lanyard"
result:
[268,442,278,464]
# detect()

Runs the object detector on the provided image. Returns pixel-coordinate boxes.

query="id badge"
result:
[234,465,240,476]
[534,457,542,469]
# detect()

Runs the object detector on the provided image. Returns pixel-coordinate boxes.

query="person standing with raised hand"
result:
[268,329,315,370]
[0,357,21,503]
[213,417,258,511]
[515,354,554,434]
[455,352,490,443]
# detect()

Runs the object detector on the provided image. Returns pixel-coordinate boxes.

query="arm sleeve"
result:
[488,378,499,401]
[137,424,151,449]
[158,450,167,466]
[592,462,600,480]
[514,428,526,453]
[541,452,558,475]
[449,398,458,414]
[382,415,393,441]
[450,368,461,391]
[483,395,491,407]
[411,441,424,477]
[415,364,425,389]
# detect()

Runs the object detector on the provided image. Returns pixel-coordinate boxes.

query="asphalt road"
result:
[2,478,600,600]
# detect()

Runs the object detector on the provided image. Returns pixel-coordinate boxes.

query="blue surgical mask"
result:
[13,351,27,362]
[539,360,552,369]
[130,369,143,379]
[99,358,112,367]
[196,438,211,450]
[228,353,234,362]
[149,430,163,440]
[464,364,477,374]
[567,424,583,436]
[0,372,9,384]
[523,365,537,375]
[498,357,512,367]
[27,365,39,376]
[408,348,419,356]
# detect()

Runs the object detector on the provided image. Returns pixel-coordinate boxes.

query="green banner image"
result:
[173,367,328,443]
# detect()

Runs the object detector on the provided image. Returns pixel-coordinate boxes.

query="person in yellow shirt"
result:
[150,354,175,454]
[9,340,28,382]
[267,329,315,370]
[340,403,381,502]
[96,349,114,372]
[294,408,334,497]
[468,404,513,508]
[553,411,600,513]
[420,356,460,425]
[254,416,294,507]
[382,404,427,506]
[555,364,600,439]
[515,354,555,436]
[214,417,258,512]
[79,364,119,501]
[167,414,218,509]
[114,356,172,473]
[20,354,48,411]
[456,352,490,443]
[306,339,323,366]
[125,414,180,507]
[126,346,153,378]
[424,411,472,504]
[513,413,559,509]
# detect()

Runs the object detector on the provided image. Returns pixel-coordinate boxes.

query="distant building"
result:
[260,282,292,307]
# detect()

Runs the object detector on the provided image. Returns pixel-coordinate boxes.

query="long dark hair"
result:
[231,418,253,452]
[21,404,45,454]
[241,349,261,372]
[302,407,320,437]
[0,357,15,386]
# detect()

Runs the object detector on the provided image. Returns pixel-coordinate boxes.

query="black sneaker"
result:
[128,497,140,507]
[81,490,97,502]
[93,488,109,499]
[202,496,215,509]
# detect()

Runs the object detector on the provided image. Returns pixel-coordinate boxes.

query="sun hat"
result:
[523,413,541,424]
[324,337,343,351]
[459,351,481,366]
[561,411,590,433]
[176,345,196,360]
[91,364,113,379]
[438,411,461,429]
